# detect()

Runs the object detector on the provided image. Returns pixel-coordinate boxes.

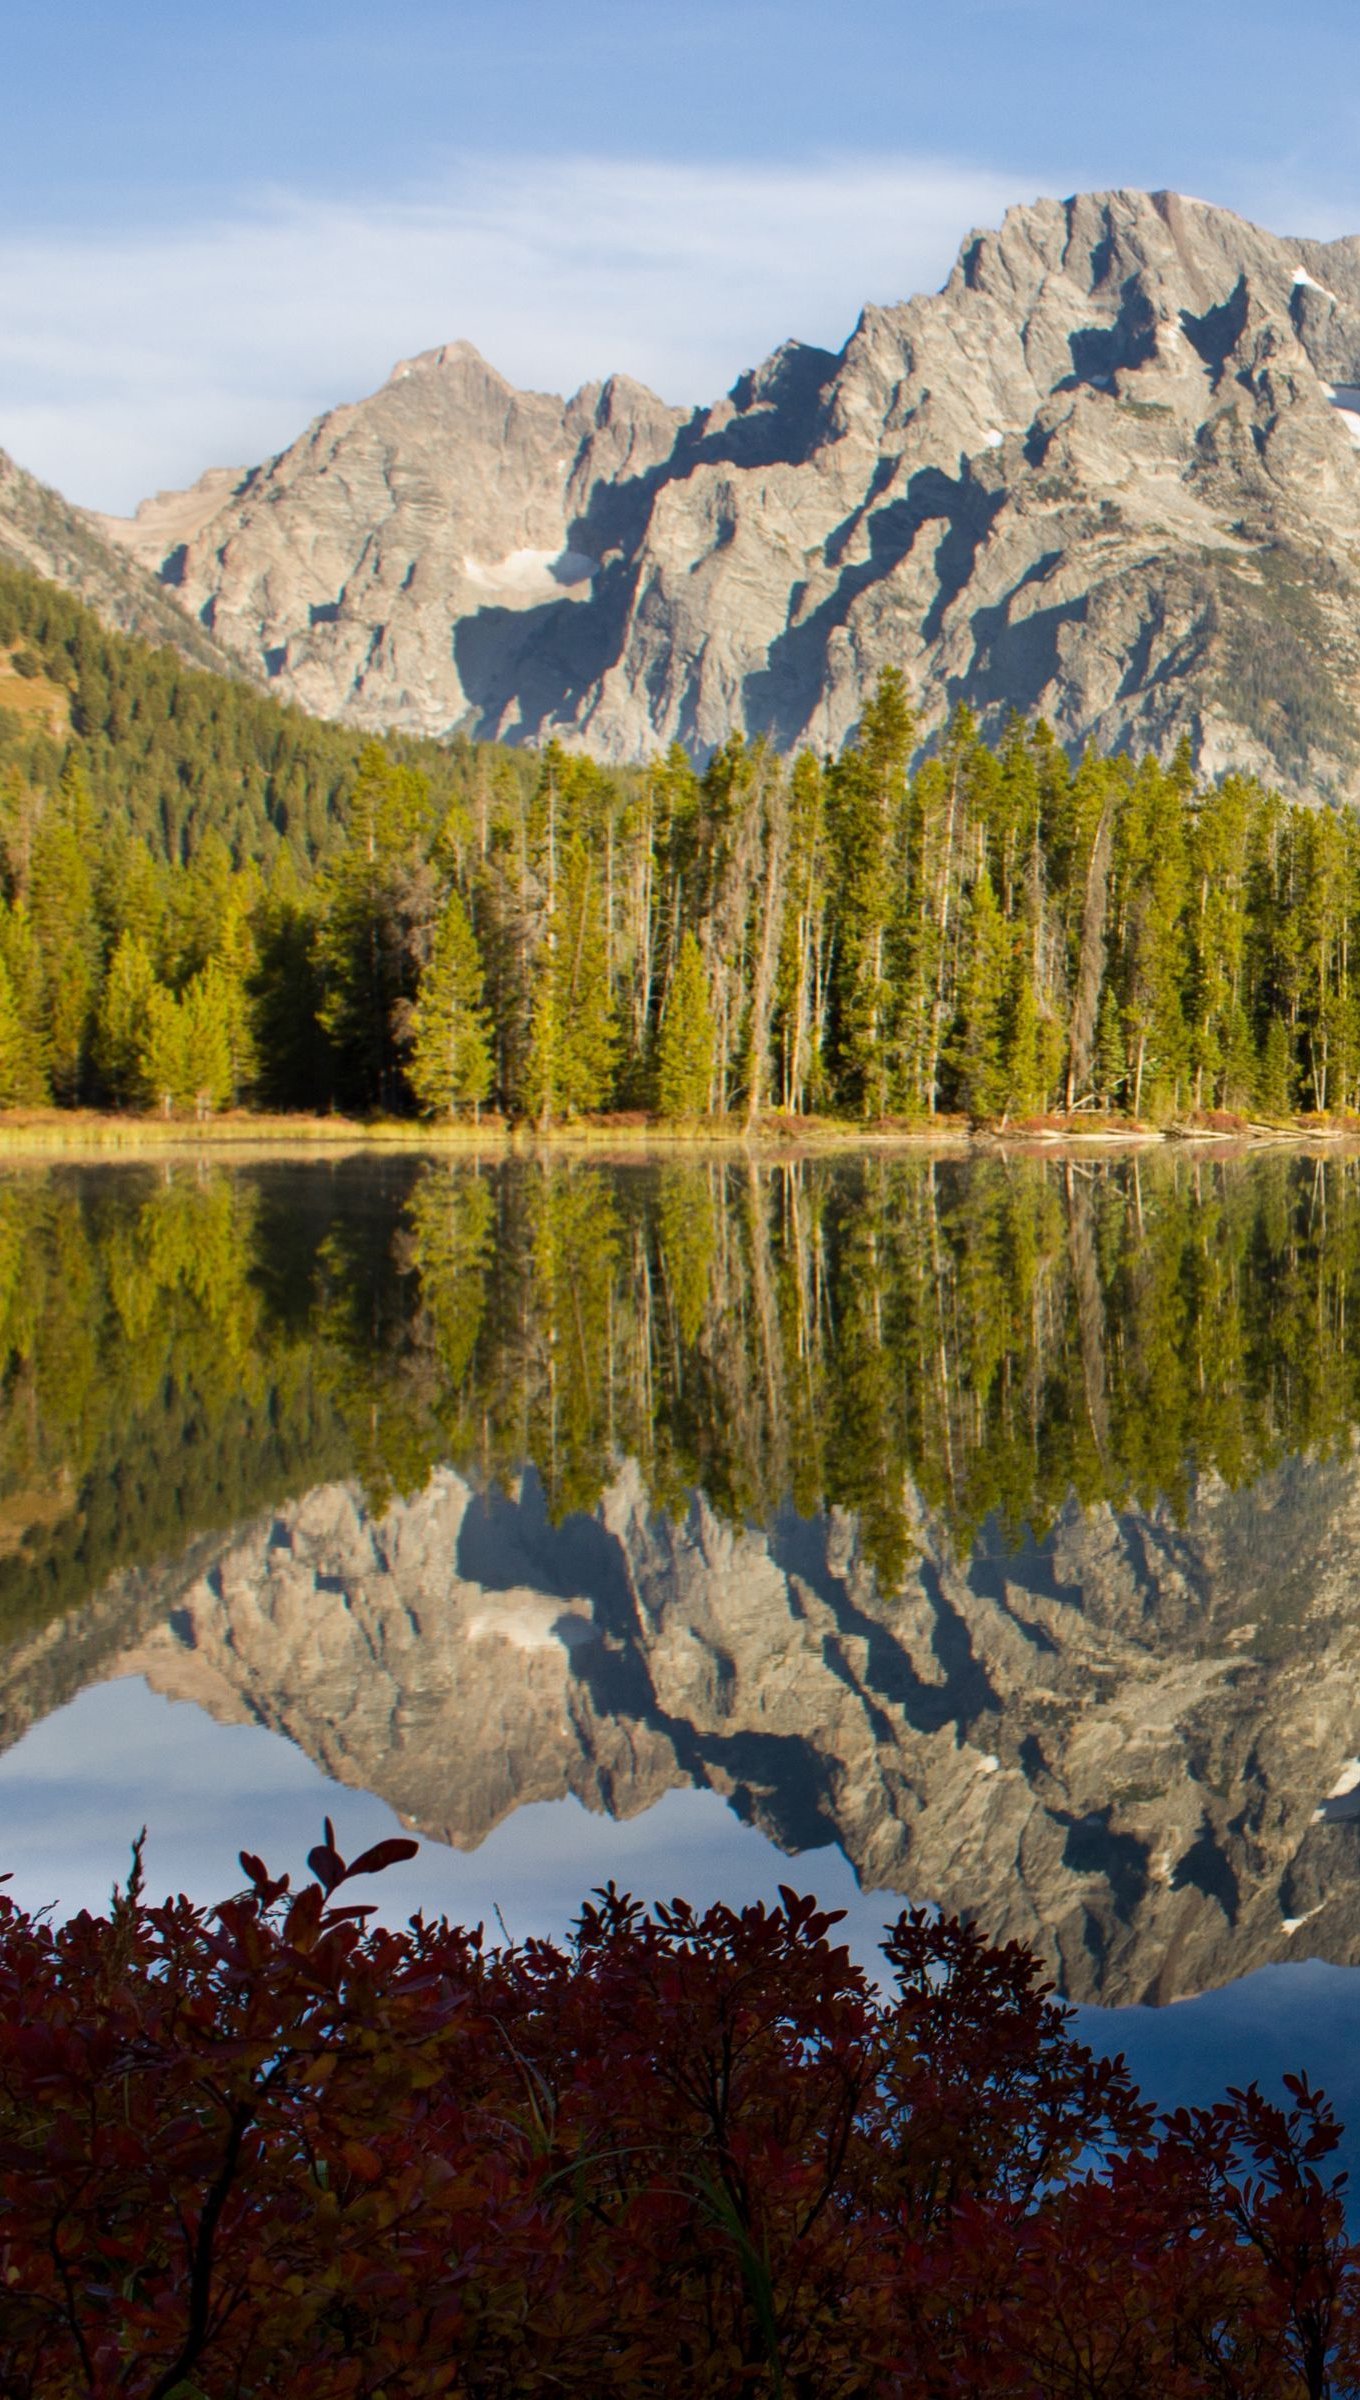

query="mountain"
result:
[8,1440,1360,2009]
[92,188,1360,798]
[0,448,244,679]
[96,350,687,743]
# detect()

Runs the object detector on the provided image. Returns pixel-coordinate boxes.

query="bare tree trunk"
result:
[1065,794,1114,1110]
[745,768,788,1131]
[925,759,962,1114]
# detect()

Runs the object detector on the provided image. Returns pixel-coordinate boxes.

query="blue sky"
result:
[6,0,1360,509]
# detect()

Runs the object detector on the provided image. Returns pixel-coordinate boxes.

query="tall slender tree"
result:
[406,890,493,1119]
[655,932,717,1117]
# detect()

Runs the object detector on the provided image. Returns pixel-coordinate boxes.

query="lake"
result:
[4,1147,1360,2144]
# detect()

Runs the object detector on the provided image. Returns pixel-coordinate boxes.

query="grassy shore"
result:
[0,1106,1353,1158]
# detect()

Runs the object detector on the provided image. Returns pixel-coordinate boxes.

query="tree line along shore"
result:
[5,555,1360,1130]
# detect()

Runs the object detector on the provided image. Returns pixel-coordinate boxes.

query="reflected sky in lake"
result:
[8,1670,1360,2178]
[6,1149,1360,2136]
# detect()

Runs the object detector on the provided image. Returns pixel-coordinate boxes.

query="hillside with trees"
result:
[3,557,1360,1125]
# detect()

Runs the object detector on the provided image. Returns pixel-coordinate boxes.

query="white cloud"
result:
[0,152,1036,512]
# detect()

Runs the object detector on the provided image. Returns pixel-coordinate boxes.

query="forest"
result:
[5,557,1360,1125]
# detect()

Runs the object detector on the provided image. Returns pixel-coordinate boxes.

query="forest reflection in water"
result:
[4,1145,1360,2010]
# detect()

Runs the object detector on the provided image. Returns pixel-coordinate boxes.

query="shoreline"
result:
[0,1108,1353,1162]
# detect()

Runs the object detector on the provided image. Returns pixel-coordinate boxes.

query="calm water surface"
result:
[3,1149,1360,2138]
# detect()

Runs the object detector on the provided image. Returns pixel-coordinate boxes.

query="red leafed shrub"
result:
[1,1826,1357,2398]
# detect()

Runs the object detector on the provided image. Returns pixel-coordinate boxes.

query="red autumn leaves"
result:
[0,1824,1355,2397]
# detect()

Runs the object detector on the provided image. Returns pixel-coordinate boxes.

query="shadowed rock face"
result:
[75,1442,1360,2008]
[89,189,1360,796]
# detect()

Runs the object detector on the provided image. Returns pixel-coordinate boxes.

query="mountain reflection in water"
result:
[4,1147,1360,2012]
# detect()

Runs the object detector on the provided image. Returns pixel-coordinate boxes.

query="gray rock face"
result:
[95,190,1360,796]
[0,448,244,676]
[96,347,686,741]
[69,1442,1360,2008]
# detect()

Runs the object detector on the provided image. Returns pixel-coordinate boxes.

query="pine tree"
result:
[773,751,831,1113]
[406,890,493,1119]
[97,931,158,1106]
[1003,955,1045,1116]
[214,888,260,1105]
[828,669,915,1116]
[44,945,94,1105]
[316,745,436,1112]
[28,806,97,1102]
[655,932,716,1117]
[0,903,50,1103]
[526,838,616,1124]
[182,964,236,1115]
[1095,982,1126,1110]
[252,851,328,1110]
[524,972,560,1130]
[95,828,166,961]
[950,871,1011,1119]
[1258,1014,1295,1117]
[0,958,27,1108]
[1116,759,1189,1118]
[139,986,188,1116]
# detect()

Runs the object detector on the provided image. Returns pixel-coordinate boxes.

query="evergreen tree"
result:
[1258,1014,1295,1117]
[0,959,27,1108]
[252,853,328,1110]
[525,838,616,1124]
[28,803,97,1102]
[524,972,560,1131]
[1095,982,1126,1110]
[950,872,1011,1119]
[0,903,49,1103]
[214,887,260,1104]
[773,751,831,1112]
[316,745,436,1112]
[406,890,493,1119]
[828,669,914,1115]
[1003,955,1046,1116]
[655,932,717,1117]
[139,986,188,1116]
[97,931,157,1106]
[1115,760,1189,1119]
[182,964,235,1114]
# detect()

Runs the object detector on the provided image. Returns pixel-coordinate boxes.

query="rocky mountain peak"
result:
[32,187,1360,793]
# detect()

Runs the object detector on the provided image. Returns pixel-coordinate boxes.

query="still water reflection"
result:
[4,1149,1360,2107]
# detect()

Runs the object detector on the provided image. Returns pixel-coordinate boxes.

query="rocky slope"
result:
[0,448,245,676]
[96,349,686,743]
[92,188,1360,797]
[7,1442,1360,2008]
